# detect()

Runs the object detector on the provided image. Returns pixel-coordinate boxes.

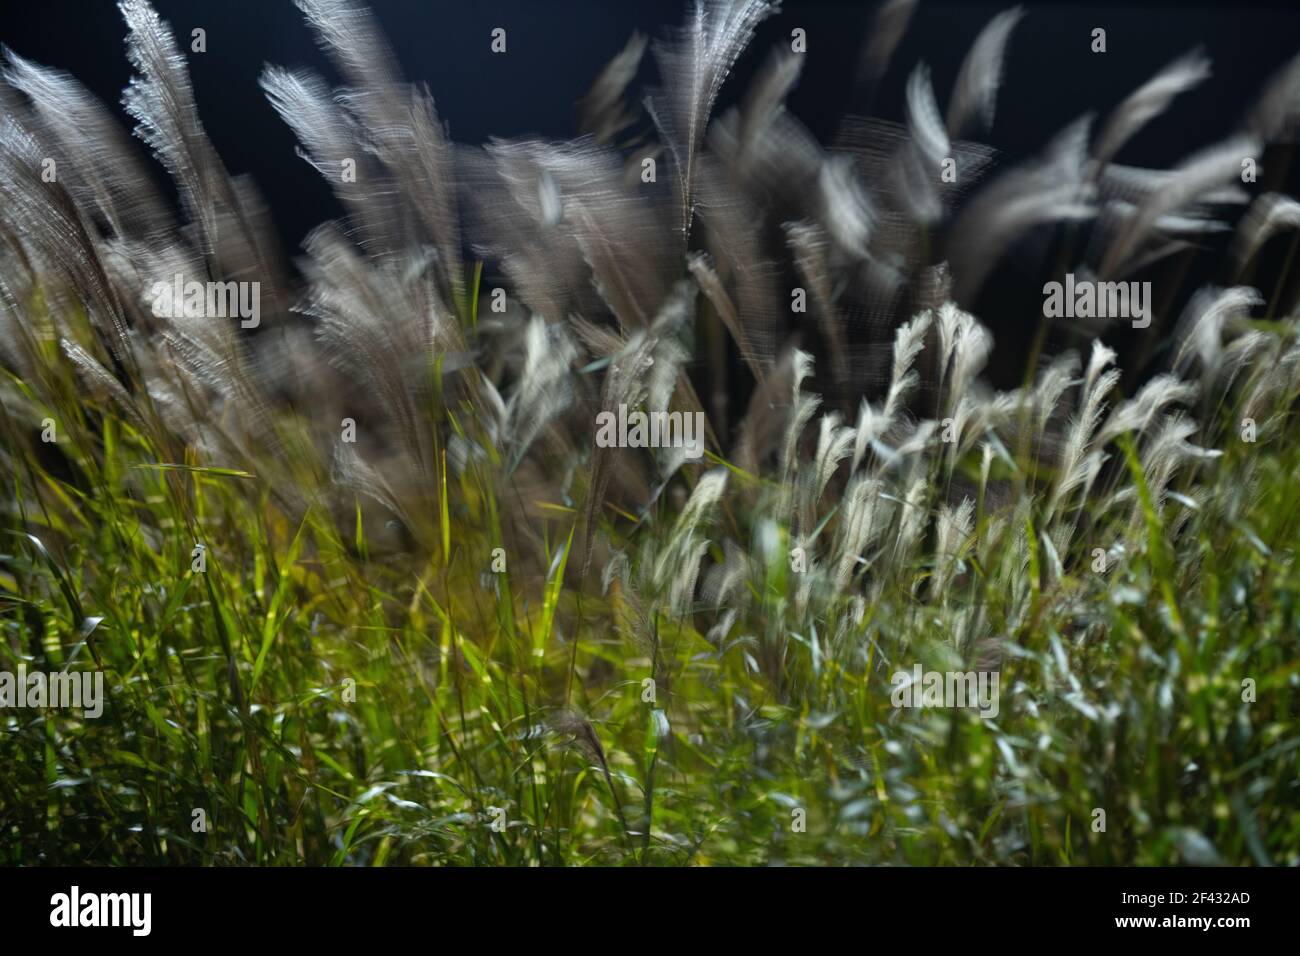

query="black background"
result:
[0,863,1281,942]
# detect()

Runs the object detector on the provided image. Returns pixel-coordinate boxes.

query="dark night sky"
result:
[2,1,1299,389]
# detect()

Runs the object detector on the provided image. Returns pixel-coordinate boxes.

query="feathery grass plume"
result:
[833,472,884,590]
[59,338,147,432]
[816,153,879,262]
[1240,333,1300,427]
[579,31,649,144]
[898,64,948,225]
[688,249,772,385]
[293,0,462,300]
[935,301,993,418]
[700,539,748,609]
[738,45,803,158]
[1149,413,1220,493]
[119,0,239,263]
[882,309,931,424]
[576,283,699,576]
[1097,373,1198,446]
[0,115,134,365]
[1110,413,1220,533]
[1210,329,1274,411]
[545,710,627,834]
[1046,340,1119,520]
[645,0,778,243]
[694,160,783,371]
[946,116,1096,303]
[945,6,1025,140]
[890,417,936,462]
[857,0,917,89]
[785,219,851,391]
[504,317,580,472]
[259,67,390,247]
[545,144,681,332]
[471,140,593,324]
[1232,192,1300,271]
[3,50,170,240]
[811,412,855,503]
[1030,351,1079,436]
[295,0,400,93]
[1247,49,1300,142]
[297,224,448,481]
[1098,135,1259,279]
[889,473,931,581]
[707,51,821,209]
[581,336,653,572]
[1085,162,1246,278]
[850,398,885,473]
[1172,286,1263,380]
[651,467,727,598]
[1091,49,1211,169]
[779,349,821,486]
[932,497,974,599]
[331,437,417,537]
[952,387,1022,462]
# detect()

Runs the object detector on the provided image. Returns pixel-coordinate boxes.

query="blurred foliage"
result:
[1,301,1297,866]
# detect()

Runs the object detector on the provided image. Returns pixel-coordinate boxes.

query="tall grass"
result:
[1,0,1299,865]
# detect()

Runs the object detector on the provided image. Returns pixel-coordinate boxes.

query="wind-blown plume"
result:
[1172,286,1263,380]
[3,50,170,240]
[1232,192,1300,271]
[858,0,917,88]
[0,116,130,358]
[293,0,462,300]
[945,7,1025,140]
[119,0,237,262]
[946,116,1096,303]
[1098,135,1259,279]
[1247,49,1300,142]
[1092,49,1211,169]
[645,0,778,242]
[579,32,649,144]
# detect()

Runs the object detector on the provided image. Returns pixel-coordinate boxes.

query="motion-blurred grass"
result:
[2,294,1297,867]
